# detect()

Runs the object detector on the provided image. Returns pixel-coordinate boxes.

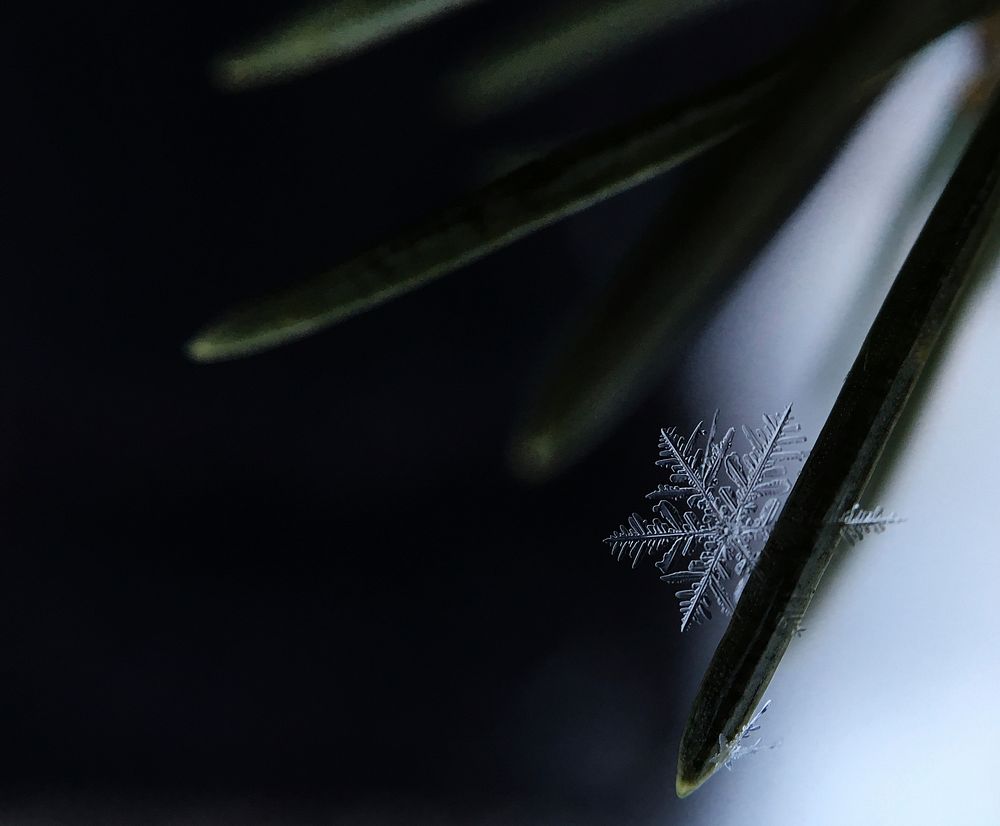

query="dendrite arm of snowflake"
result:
[722,405,807,525]
[604,504,712,569]
[646,410,734,519]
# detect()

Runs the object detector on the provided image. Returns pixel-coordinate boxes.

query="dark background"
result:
[6,1,828,821]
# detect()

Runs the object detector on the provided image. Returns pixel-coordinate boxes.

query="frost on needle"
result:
[710,699,772,771]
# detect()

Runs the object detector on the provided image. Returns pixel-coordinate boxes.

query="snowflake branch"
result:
[725,404,806,522]
[649,412,734,523]
[604,510,713,568]
[660,541,735,632]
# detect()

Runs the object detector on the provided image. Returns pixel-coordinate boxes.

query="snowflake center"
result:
[720,519,743,543]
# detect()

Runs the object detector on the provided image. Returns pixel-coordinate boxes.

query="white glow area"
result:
[680,27,983,437]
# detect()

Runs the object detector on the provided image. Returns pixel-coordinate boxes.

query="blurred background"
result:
[5,0,1000,822]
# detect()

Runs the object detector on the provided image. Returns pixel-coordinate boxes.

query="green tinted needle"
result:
[185,71,776,362]
[676,83,1000,797]
[215,0,482,90]
[447,0,732,119]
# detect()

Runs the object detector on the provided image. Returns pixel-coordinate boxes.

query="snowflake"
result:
[710,699,772,771]
[604,405,899,631]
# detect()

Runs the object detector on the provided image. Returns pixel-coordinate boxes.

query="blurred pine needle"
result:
[445,0,738,119]
[187,64,778,362]
[215,0,483,89]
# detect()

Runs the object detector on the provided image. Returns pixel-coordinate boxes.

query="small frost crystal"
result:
[605,405,899,631]
[711,700,771,771]
[839,503,903,544]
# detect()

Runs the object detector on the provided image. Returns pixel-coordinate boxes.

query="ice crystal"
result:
[605,405,898,631]
[711,700,771,771]
[838,503,903,544]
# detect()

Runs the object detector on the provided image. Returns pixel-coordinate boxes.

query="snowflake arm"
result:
[723,404,807,522]
[647,411,734,520]
[604,507,712,569]
[659,541,735,631]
